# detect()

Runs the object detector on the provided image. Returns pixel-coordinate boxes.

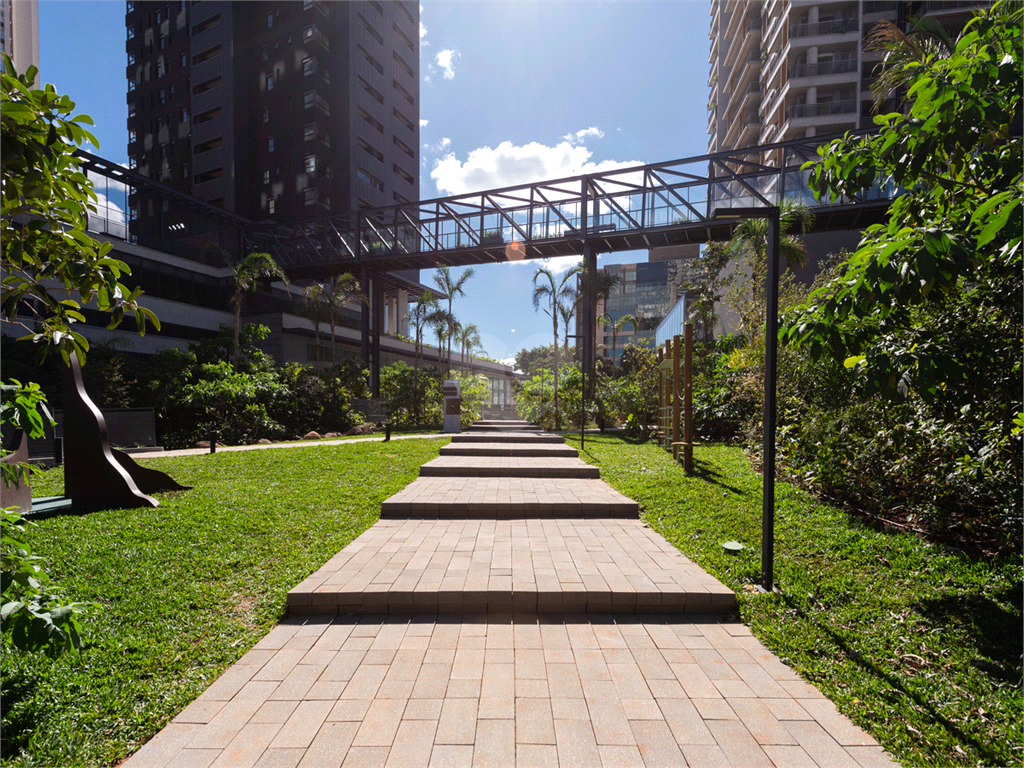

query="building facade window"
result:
[180,107,188,123]
[267,12,274,27]
[128,102,136,117]
[157,60,164,77]
[127,25,135,39]
[182,163,188,177]
[180,52,187,67]
[263,169,270,184]
[304,155,316,173]
[267,73,274,90]
[159,88,166,104]
[128,51,136,65]
[129,129,137,143]
[357,168,384,192]
[128,78,136,91]
[268,136,275,152]
[304,187,317,205]
[268,198,275,214]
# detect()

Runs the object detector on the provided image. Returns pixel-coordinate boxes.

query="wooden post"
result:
[657,347,664,445]
[672,333,681,460]
[684,322,694,473]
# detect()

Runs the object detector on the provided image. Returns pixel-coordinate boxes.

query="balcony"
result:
[785,100,856,119]
[788,59,858,79]
[789,18,858,38]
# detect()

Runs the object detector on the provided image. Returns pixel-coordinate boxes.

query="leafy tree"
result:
[780,1,1022,542]
[532,265,580,429]
[682,242,732,344]
[432,266,475,375]
[1,56,158,363]
[781,2,1021,412]
[514,343,572,378]
[302,283,326,357]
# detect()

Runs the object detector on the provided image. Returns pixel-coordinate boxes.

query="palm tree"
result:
[731,202,815,281]
[431,316,449,369]
[864,15,954,112]
[320,273,365,361]
[432,266,475,376]
[558,289,577,361]
[602,312,636,366]
[457,322,481,372]
[302,283,326,362]
[410,291,445,369]
[207,245,287,371]
[533,265,580,429]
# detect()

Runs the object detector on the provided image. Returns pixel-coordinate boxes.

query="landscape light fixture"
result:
[711,205,780,592]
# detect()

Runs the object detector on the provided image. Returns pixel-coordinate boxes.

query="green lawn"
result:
[1,438,447,768]
[566,435,1023,768]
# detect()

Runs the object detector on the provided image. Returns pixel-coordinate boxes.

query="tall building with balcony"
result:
[708,0,987,282]
[710,0,988,154]
[0,0,39,76]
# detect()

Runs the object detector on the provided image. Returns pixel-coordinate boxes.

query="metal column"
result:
[371,273,383,398]
[762,208,781,591]
[360,265,371,367]
[581,243,597,396]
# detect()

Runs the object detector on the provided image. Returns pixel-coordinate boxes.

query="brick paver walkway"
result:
[124,421,899,768]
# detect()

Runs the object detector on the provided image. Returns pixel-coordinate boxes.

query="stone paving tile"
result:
[380,477,637,518]
[287,519,733,616]
[419,456,600,479]
[124,614,900,768]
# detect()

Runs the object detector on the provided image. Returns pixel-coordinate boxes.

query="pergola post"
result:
[581,243,597,397]
[371,273,383,398]
[684,322,694,474]
[672,334,681,461]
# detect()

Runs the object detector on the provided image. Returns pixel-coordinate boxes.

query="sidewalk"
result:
[135,432,448,460]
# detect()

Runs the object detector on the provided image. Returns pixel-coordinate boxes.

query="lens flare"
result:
[505,241,524,261]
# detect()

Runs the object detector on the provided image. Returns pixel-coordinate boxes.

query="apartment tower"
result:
[1,0,39,76]
[126,0,419,239]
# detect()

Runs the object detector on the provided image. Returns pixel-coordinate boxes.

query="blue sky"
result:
[39,0,712,364]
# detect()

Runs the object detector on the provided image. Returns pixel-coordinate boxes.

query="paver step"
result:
[440,442,578,457]
[380,477,637,518]
[419,456,600,479]
[466,423,541,432]
[450,432,564,444]
[287,518,735,615]
[473,420,536,427]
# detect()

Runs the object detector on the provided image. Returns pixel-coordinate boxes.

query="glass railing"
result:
[786,99,856,118]
[789,18,858,37]
[788,58,858,78]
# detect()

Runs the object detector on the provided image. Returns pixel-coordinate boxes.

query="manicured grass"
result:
[566,435,1023,768]
[1,438,447,768]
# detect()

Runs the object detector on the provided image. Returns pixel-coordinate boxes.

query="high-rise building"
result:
[595,255,704,363]
[708,0,986,156]
[1,0,39,77]
[126,0,420,235]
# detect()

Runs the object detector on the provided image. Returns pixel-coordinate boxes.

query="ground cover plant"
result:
[567,434,1023,768]
[0,437,446,768]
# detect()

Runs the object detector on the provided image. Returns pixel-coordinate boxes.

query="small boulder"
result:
[343,423,376,436]
[303,431,322,440]
[257,438,273,445]
[322,432,340,439]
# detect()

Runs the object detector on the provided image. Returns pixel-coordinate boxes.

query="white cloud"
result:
[435,49,460,80]
[562,126,605,146]
[430,138,642,197]
[420,21,427,42]
[424,74,432,84]
[420,119,429,128]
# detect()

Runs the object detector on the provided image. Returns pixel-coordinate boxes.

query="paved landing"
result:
[287,519,734,616]
[419,457,600,479]
[440,443,579,458]
[125,613,897,768]
[380,478,638,518]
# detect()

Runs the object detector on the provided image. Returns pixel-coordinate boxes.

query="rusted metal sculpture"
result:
[61,352,189,510]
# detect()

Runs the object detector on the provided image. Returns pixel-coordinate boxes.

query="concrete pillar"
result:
[387,295,397,335]
[808,46,818,64]
[808,5,819,24]
[397,289,408,335]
